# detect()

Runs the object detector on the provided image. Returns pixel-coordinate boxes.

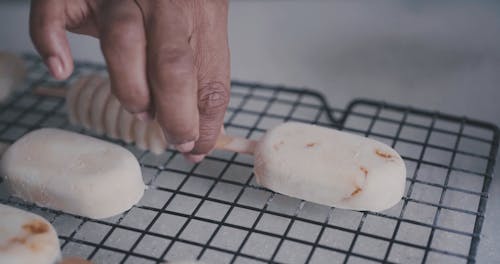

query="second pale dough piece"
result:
[254,122,406,212]
[0,128,145,219]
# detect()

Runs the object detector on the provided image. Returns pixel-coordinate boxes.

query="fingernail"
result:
[47,56,63,79]
[134,112,151,121]
[184,154,206,163]
[175,141,195,153]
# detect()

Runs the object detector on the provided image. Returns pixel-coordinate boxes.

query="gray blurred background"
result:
[0,1,499,263]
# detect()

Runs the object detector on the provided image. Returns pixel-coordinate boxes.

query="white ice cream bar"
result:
[254,122,406,212]
[0,204,61,264]
[0,128,145,219]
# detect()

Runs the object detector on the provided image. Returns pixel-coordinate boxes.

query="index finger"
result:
[144,3,199,147]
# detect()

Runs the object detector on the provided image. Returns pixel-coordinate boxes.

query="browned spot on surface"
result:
[351,186,362,196]
[28,242,43,252]
[305,142,317,148]
[0,220,50,252]
[9,237,27,245]
[359,166,368,177]
[23,220,49,234]
[0,244,9,251]
[0,236,28,252]
[375,149,393,160]
[28,242,42,251]
[342,185,363,201]
[273,140,285,150]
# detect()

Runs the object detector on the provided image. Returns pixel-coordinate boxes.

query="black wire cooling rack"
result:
[0,54,498,264]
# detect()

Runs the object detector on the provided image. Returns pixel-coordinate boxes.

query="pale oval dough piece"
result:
[147,121,167,155]
[89,80,111,135]
[133,120,148,150]
[118,107,135,144]
[0,52,26,102]
[0,204,61,264]
[0,128,145,219]
[254,122,406,212]
[104,95,121,139]
[76,75,104,130]
[66,76,91,125]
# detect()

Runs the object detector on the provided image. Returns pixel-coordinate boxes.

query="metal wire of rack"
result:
[0,55,498,264]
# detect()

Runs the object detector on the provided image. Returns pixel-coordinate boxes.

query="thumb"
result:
[30,0,73,80]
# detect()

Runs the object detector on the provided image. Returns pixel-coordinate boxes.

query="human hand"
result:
[30,0,230,161]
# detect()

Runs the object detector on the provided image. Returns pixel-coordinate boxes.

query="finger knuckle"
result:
[151,48,193,77]
[149,48,194,91]
[101,17,143,52]
[198,81,229,116]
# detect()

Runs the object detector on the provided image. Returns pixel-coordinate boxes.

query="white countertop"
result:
[1,1,499,263]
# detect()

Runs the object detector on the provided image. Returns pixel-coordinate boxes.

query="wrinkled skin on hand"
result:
[30,0,230,162]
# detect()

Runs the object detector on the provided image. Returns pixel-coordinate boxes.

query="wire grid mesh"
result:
[0,54,498,264]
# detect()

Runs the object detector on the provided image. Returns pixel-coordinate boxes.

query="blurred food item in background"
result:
[36,74,169,155]
[0,52,25,102]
